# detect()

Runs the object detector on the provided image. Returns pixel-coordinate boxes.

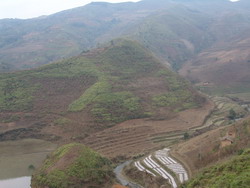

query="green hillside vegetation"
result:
[31,143,114,188]
[0,40,202,128]
[0,39,204,147]
[0,77,38,111]
[183,149,250,188]
[67,40,202,124]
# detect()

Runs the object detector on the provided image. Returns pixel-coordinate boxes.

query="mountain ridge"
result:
[1,0,250,73]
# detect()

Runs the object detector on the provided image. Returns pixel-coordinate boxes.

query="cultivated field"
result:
[83,100,214,159]
[171,117,250,174]
[132,148,188,188]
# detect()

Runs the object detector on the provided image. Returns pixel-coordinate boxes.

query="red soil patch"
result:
[33,76,96,113]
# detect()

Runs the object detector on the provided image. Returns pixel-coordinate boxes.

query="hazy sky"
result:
[0,0,141,19]
[0,0,241,19]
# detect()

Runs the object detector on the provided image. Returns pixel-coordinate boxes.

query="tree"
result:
[28,164,35,170]
[184,132,190,140]
[228,108,237,120]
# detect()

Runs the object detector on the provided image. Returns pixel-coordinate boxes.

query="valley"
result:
[0,0,250,188]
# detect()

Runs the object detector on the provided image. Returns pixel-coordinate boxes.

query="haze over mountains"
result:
[0,0,250,187]
[0,0,250,96]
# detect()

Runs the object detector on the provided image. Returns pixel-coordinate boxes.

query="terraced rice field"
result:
[134,148,188,188]
[192,96,247,131]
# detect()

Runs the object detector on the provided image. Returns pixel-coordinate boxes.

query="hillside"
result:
[178,0,250,96]
[1,0,250,74]
[0,0,172,71]
[1,0,250,100]
[31,143,114,188]
[180,25,250,96]
[183,148,250,188]
[171,117,250,174]
[0,39,208,158]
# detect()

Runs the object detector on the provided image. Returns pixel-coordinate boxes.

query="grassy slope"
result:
[67,40,202,125]
[31,143,114,188]
[183,149,250,188]
[0,39,204,142]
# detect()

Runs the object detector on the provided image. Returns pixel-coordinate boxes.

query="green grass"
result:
[152,89,196,109]
[153,90,189,106]
[153,69,199,110]
[0,56,99,113]
[68,80,110,112]
[32,143,114,188]
[91,91,142,124]
[67,40,158,124]
[0,77,38,112]
[183,149,250,188]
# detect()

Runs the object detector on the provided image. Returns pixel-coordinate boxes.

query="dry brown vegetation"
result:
[83,100,213,159]
[180,36,250,95]
[171,116,250,175]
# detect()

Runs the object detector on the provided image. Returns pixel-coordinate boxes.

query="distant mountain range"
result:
[1,0,250,95]
[1,2,250,186]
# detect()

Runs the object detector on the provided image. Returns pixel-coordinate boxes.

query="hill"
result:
[31,143,114,188]
[0,39,208,158]
[171,117,250,174]
[1,0,250,74]
[180,24,250,96]
[178,0,250,96]
[183,148,250,188]
[1,0,250,99]
[0,0,173,71]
